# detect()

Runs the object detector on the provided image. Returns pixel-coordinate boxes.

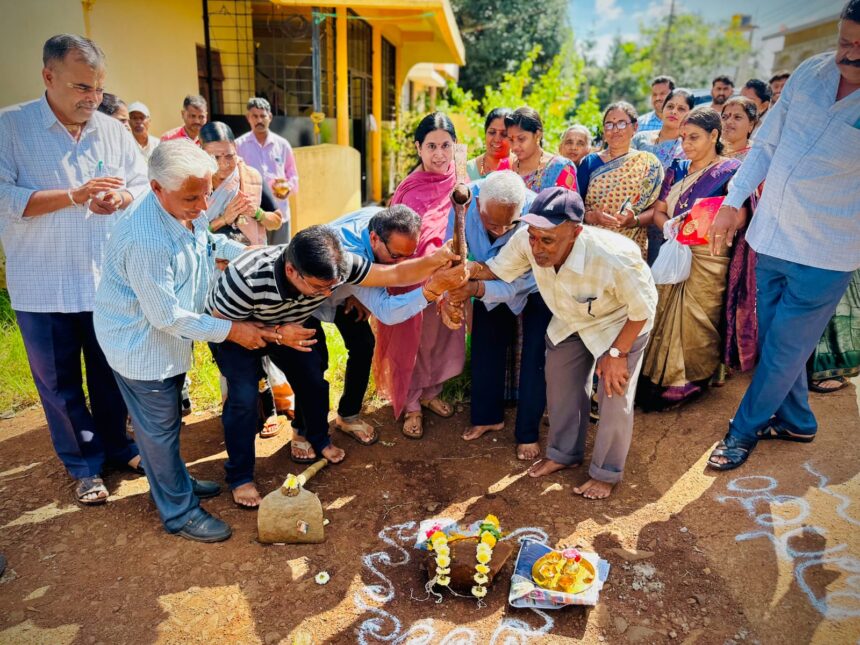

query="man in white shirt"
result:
[468,188,657,500]
[0,34,148,505]
[128,101,159,159]
[707,1,860,471]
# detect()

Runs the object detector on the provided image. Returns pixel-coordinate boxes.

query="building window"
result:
[197,44,225,115]
[381,37,396,121]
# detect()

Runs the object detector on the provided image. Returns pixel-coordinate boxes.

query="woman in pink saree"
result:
[373,113,466,439]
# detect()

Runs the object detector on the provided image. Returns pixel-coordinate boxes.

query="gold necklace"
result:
[677,156,719,211]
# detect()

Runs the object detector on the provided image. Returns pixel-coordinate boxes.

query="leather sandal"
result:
[707,433,757,471]
[756,420,815,443]
[290,438,317,464]
[333,416,378,445]
[420,397,454,418]
[75,476,108,505]
[402,412,424,439]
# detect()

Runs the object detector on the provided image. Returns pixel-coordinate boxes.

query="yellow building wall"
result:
[291,144,362,230]
[86,0,204,135]
[0,0,203,136]
[0,0,86,109]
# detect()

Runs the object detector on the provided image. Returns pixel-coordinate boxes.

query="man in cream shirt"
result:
[467,187,657,500]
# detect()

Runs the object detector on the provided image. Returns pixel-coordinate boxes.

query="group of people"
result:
[1,0,858,543]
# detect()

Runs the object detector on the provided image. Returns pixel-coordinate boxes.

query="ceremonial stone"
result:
[424,537,514,594]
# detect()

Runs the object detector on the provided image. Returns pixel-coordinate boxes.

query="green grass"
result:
[0,290,39,413]
[0,292,471,415]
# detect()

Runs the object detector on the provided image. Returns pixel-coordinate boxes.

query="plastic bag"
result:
[262,356,295,417]
[650,237,692,285]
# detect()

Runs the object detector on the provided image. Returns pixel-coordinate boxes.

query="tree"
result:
[579,12,750,114]
[639,13,750,89]
[450,0,571,100]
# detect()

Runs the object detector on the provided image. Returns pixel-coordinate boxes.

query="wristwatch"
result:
[608,347,628,359]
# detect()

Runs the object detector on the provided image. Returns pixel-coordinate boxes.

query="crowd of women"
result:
[365,92,858,447]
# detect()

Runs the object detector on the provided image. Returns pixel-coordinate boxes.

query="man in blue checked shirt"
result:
[706,0,860,471]
[439,170,550,462]
[0,35,148,506]
[94,141,281,542]
[315,205,469,446]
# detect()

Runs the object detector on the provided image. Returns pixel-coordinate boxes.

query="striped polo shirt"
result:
[206,245,371,324]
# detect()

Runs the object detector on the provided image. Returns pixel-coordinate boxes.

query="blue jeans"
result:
[16,311,135,478]
[730,253,853,442]
[114,372,200,532]
[210,317,330,488]
[470,292,551,444]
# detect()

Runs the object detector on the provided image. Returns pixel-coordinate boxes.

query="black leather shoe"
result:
[190,477,222,499]
[175,509,231,543]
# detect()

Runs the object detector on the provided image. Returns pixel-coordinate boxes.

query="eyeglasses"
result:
[603,121,632,131]
[381,237,414,261]
[297,271,344,297]
[65,82,106,96]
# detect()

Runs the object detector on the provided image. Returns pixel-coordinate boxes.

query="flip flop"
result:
[809,377,847,394]
[402,412,424,440]
[333,417,378,446]
[420,398,454,418]
[260,414,288,439]
[289,438,317,464]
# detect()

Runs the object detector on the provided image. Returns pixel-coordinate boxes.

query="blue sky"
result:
[568,0,845,71]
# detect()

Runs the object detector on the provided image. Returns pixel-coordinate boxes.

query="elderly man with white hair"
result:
[94,140,281,542]
[442,170,550,461]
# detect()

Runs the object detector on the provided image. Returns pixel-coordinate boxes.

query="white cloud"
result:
[633,0,674,25]
[595,0,623,22]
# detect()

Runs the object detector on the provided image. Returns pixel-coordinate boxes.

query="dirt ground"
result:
[0,374,858,645]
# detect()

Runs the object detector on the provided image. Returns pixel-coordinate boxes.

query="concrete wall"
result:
[0,0,204,136]
[291,144,362,229]
[0,1,86,109]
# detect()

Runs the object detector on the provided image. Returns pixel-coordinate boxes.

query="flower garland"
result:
[426,528,451,588]
[471,514,501,599]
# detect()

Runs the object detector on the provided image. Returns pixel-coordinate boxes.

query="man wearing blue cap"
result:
[466,187,657,499]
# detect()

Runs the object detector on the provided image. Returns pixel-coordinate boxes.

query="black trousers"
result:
[331,304,376,418]
[210,317,330,486]
[469,293,552,444]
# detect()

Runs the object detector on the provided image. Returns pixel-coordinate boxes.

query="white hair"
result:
[561,124,592,144]
[148,140,217,191]
[480,170,526,213]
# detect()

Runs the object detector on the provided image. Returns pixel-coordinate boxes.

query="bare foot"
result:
[462,422,504,441]
[321,443,346,464]
[128,455,143,471]
[574,478,615,499]
[516,442,541,460]
[232,482,262,508]
[528,458,577,478]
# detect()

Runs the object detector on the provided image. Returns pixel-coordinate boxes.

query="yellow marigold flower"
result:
[475,564,490,574]
[471,585,488,598]
[480,532,497,548]
[476,551,492,564]
[436,555,451,568]
[435,545,450,557]
[476,542,492,556]
[473,573,489,585]
[484,514,500,528]
[285,474,299,490]
[437,567,451,575]
[436,575,451,586]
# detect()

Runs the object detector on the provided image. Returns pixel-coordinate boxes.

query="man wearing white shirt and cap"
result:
[128,101,159,159]
[467,187,657,500]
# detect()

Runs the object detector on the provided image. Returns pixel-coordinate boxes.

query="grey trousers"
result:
[545,332,649,484]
